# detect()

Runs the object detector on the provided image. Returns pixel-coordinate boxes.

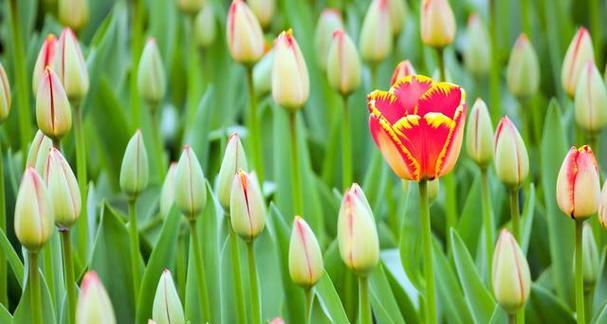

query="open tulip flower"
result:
[367,74,466,181]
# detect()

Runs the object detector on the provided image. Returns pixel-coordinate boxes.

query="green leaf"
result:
[399,184,423,290]
[526,284,575,324]
[0,303,11,322]
[593,247,607,317]
[593,302,607,324]
[521,184,536,254]
[183,87,215,169]
[12,266,57,324]
[0,229,23,289]
[369,264,407,324]
[314,272,349,323]
[488,305,508,324]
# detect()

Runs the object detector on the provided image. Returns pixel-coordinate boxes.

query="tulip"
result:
[0,63,10,123]
[420,0,456,48]
[230,170,265,241]
[36,67,72,142]
[176,0,203,15]
[466,98,494,167]
[269,318,285,324]
[174,145,207,219]
[581,223,599,286]
[326,30,361,96]
[574,61,607,133]
[314,9,343,71]
[598,181,607,228]
[367,75,467,181]
[159,163,177,218]
[216,133,248,210]
[387,0,408,35]
[76,272,117,324]
[54,28,90,101]
[14,168,54,252]
[194,3,217,48]
[32,34,57,94]
[26,130,53,174]
[464,14,490,77]
[253,49,274,96]
[44,148,81,228]
[58,0,89,31]
[562,27,595,97]
[137,39,166,105]
[226,0,265,65]
[506,34,540,98]
[272,30,310,111]
[492,229,531,314]
[248,0,275,29]
[556,145,600,219]
[493,117,529,189]
[289,216,324,288]
[120,130,149,198]
[359,0,393,64]
[390,60,416,85]
[153,270,185,324]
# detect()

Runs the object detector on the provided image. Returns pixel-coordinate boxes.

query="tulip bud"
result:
[194,3,217,48]
[44,148,81,228]
[54,28,90,101]
[138,39,166,105]
[466,98,494,167]
[174,145,207,218]
[253,49,274,96]
[574,61,607,133]
[36,67,72,141]
[120,130,149,198]
[327,30,361,96]
[14,168,54,252]
[494,117,529,189]
[27,130,53,174]
[387,0,408,35]
[581,223,599,285]
[420,0,456,48]
[289,216,324,288]
[230,170,265,241]
[492,229,531,314]
[153,270,185,324]
[314,9,343,71]
[0,63,11,123]
[226,0,265,65]
[159,163,177,218]
[58,0,90,31]
[359,0,393,64]
[598,181,607,228]
[556,145,600,219]
[33,35,57,95]
[269,317,285,324]
[337,184,379,276]
[148,320,157,324]
[562,27,595,97]
[464,14,490,77]
[176,0,203,15]
[216,134,248,210]
[506,34,540,98]
[427,178,440,203]
[272,30,310,111]
[390,60,416,85]
[76,272,117,324]
[248,0,275,29]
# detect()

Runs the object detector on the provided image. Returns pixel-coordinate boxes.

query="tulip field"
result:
[3,0,607,323]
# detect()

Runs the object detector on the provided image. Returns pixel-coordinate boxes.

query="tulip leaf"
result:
[0,303,10,322]
[369,263,407,324]
[488,305,508,324]
[383,252,421,324]
[593,302,607,324]
[592,247,607,317]
[521,184,536,255]
[12,266,57,324]
[183,86,215,169]
[314,271,349,324]
[525,283,575,323]
[0,229,23,289]
[456,172,482,254]
[400,184,424,290]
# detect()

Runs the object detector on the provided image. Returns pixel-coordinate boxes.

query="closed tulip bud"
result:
[33,35,57,94]
[574,61,607,133]
[248,0,275,29]
[194,3,217,48]
[420,0,456,48]
[159,163,177,218]
[76,272,117,324]
[272,30,310,111]
[216,134,248,210]
[581,223,599,285]
[492,229,531,314]
[227,0,265,65]
[599,181,607,228]
[289,216,324,288]
[388,0,408,35]
[44,148,81,228]
[153,270,185,324]
[120,130,149,198]
[562,27,595,97]
[138,39,166,105]
[54,28,89,101]
[58,0,89,31]
[176,0,203,15]
[253,49,274,96]
[314,9,343,71]
[466,98,494,167]
[506,34,540,98]
[390,60,416,85]
[556,145,600,219]
[269,318,285,324]
[36,67,72,141]
[149,321,157,324]
[359,0,393,64]
[230,170,265,241]
[0,63,11,123]
[327,30,361,96]
[464,14,490,77]
[14,168,54,252]
[175,145,207,219]
[337,184,379,276]
[27,130,53,174]
[494,117,529,189]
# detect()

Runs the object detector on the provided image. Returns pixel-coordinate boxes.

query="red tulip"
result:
[367,74,466,181]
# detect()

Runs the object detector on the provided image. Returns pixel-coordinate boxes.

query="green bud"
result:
[387,0,408,35]
[159,163,177,218]
[216,133,248,210]
[36,67,72,141]
[58,0,89,32]
[492,229,531,314]
[327,30,361,96]
[464,14,490,77]
[153,270,185,324]
[54,28,89,101]
[138,39,166,105]
[194,3,217,48]
[582,223,600,286]
[575,61,607,133]
[176,0,203,16]
[76,272,117,324]
[175,145,207,218]
[289,216,324,288]
[359,0,393,64]
[506,34,540,98]
[44,148,81,228]
[230,170,265,241]
[466,98,494,167]
[120,130,149,198]
[248,0,275,29]
[27,130,53,175]
[314,9,343,71]
[494,116,529,189]
[0,63,11,123]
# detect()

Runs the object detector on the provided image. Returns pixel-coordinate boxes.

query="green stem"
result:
[585,284,594,322]
[130,0,144,129]
[358,276,371,324]
[29,252,42,324]
[0,147,6,305]
[481,168,494,286]
[186,15,198,125]
[289,112,304,216]
[436,47,446,82]
[509,189,520,242]
[588,133,598,160]
[517,308,525,324]
[509,313,516,324]
[247,241,261,324]
[520,0,531,35]
[128,199,141,301]
[73,105,88,262]
[370,65,378,89]
[176,232,186,301]
[488,0,501,122]
[342,95,352,189]
[189,219,211,322]
[304,288,314,324]
[150,106,166,179]
[43,239,55,305]
[419,180,437,324]
[246,67,265,183]
[228,217,246,324]
[575,220,585,324]
[61,230,77,324]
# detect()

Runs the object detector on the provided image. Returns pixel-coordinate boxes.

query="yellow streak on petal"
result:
[393,115,421,137]
[424,112,455,129]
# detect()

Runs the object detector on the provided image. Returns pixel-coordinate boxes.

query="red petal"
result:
[368,116,419,180]
[391,75,434,116]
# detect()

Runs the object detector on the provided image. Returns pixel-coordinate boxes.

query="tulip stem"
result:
[342,95,352,189]
[150,106,166,179]
[0,148,6,305]
[358,276,372,324]
[488,0,501,122]
[509,189,520,242]
[128,199,141,301]
[73,104,89,262]
[60,229,77,324]
[419,180,437,324]
[436,47,446,82]
[247,241,261,324]
[28,251,42,324]
[585,284,595,321]
[588,133,598,161]
[176,232,187,301]
[228,217,247,324]
[304,288,314,324]
[130,0,144,129]
[188,219,211,322]
[520,0,531,35]
[481,167,494,285]
[289,112,304,216]
[575,220,586,324]
[246,67,265,183]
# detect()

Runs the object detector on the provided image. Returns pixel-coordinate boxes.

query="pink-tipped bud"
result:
[420,0,456,48]
[493,116,529,189]
[227,0,265,65]
[248,0,275,29]
[506,34,540,98]
[272,30,310,111]
[599,181,607,228]
[314,9,343,71]
[327,30,361,96]
[556,145,600,220]
[32,35,57,95]
[387,0,408,35]
[230,170,266,241]
[54,28,89,101]
[27,130,54,174]
[194,2,217,48]
[464,14,490,77]
[574,61,607,133]
[119,130,149,198]
[44,148,81,228]
[216,133,248,209]
[58,0,90,31]
[76,272,117,324]
[0,63,11,123]
[359,0,393,63]
[390,60,416,85]
[152,270,185,324]
[492,229,531,313]
[14,168,54,252]
[562,27,595,97]
[174,145,207,218]
[466,98,494,167]
[36,67,72,141]
[138,38,166,105]
[289,216,324,288]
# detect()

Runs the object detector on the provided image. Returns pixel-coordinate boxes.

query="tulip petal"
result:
[390,75,434,117]
[368,116,419,180]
